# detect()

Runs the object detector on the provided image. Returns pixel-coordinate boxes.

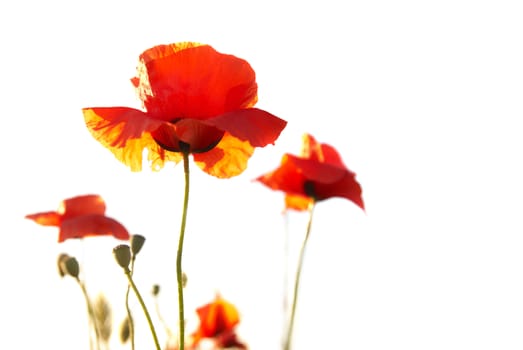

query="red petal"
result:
[205,108,287,147]
[313,172,365,210]
[256,154,307,195]
[83,107,161,147]
[25,211,62,227]
[58,215,130,242]
[59,194,106,219]
[194,295,240,340]
[134,43,259,119]
[301,133,345,167]
[83,107,165,171]
[287,155,347,183]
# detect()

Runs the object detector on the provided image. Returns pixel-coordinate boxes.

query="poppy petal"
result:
[58,214,130,242]
[256,154,306,195]
[284,194,313,211]
[193,134,254,178]
[301,133,346,167]
[83,107,165,171]
[194,295,240,340]
[205,108,287,147]
[25,211,62,227]
[59,194,106,219]
[287,155,347,183]
[134,43,259,118]
[313,172,365,210]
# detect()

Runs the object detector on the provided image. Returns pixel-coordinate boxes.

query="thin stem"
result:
[125,258,136,350]
[125,268,161,350]
[176,150,191,350]
[76,277,101,350]
[283,202,316,350]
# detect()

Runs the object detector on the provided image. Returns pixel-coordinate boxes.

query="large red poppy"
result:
[256,134,365,211]
[83,42,287,178]
[25,194,130,242]
[190,294,246,349]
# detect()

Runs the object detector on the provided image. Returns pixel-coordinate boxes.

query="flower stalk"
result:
[176,147,191,350]
[283,202,316,350]
[114,245,161,350]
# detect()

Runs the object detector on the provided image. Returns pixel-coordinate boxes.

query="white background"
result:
[1,0,523,349]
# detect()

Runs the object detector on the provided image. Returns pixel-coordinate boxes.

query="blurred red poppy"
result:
[25,194,130,242]
[190,294,247,349]
[83,42,286,178]
[256,134,365,211]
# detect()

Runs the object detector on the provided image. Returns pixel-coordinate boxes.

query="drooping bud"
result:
[151,284,160,296]
[119,316,130,343]
[113,244,131,270]
[63,256,80,278]
[130,234,146,256]
[57,253,71,278]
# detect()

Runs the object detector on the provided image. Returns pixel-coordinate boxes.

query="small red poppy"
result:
[190,294,246,349]
[256,134,365,211]
[25,194,130,242]
[83,42,287,178]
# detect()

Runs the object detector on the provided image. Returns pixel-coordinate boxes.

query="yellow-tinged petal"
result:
[193,133,254,178]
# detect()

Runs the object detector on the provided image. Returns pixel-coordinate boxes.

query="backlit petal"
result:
[284,194,313,211]
[59,194,106,218]
[25,211,61,227]
[58,215,130,242]
[313,172,365,210]
[193,134,254,178]
[134,43,258,118]
[301,133,345,167]
[205,108,287,147]
[256,154,306,195]
[194,295,240,341]
[287,155,347,183]
[83,107,165,171]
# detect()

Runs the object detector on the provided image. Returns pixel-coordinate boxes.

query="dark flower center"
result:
[303,181,317,200]
[153,119,224,154]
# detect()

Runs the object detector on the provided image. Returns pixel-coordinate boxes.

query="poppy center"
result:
[303,181,317,200]
[153,119,224,154]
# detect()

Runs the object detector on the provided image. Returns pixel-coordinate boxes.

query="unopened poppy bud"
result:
[63,256,80,278]
[119,316,130,343]
[113,244,131,270]
[57,253,70,278]
[151,284,160,296]
[130,234,146,256]
[182,272,188,288]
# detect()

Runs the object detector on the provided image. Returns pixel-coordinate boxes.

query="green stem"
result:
[125,268,161,350]
[283,202,316,350]
[176,150,191,350]
[76,277,101,350]
[125,258,136,350]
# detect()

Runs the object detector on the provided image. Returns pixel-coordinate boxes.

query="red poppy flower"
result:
[83,42,287,178]
[256,134,365,211]
[191,294,246,349]
[25,194,130,242]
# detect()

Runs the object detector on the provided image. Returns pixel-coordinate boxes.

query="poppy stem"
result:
[125,258,136,350]
[76,277,101,350]
[124,268,162,350]
[283,202,316,350]
[176,150,191,350]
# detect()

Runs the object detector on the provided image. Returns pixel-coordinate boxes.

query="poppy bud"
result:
[119,316,130,343]
[57,253,71,278]
[63,256,80,278]
[151,284,160,296]
[113,244,131,270]
[130,234,146,256]
[182,272,188,288]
